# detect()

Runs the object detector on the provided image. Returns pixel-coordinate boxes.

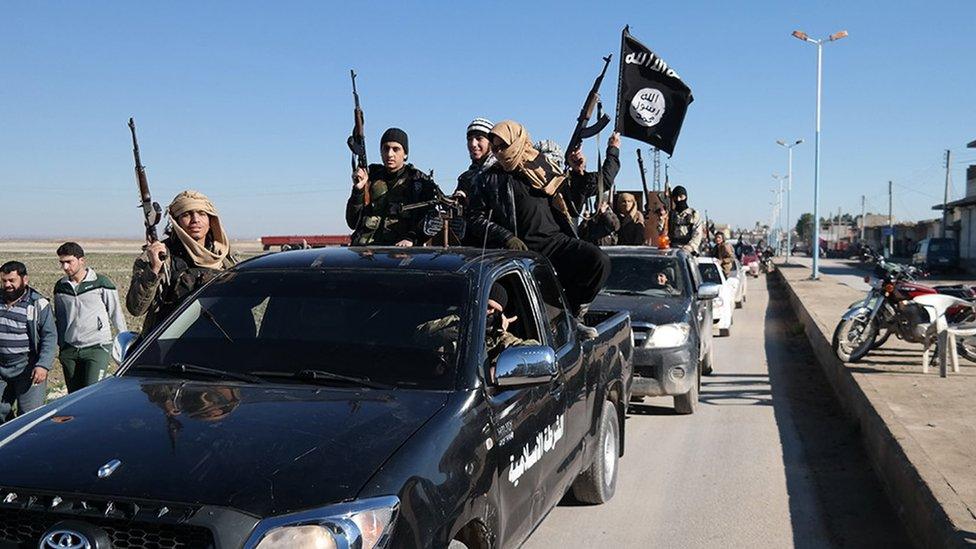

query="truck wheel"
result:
[571,400,619,504]
[448,541,470,549]
[674,370,699,414]
[719,327,730,337]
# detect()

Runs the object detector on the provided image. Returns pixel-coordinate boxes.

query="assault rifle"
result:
[400,187,465,248]
[128,118,165,260]
[347,70,369,201]
[565,55,612,169]
[636,149,650,214]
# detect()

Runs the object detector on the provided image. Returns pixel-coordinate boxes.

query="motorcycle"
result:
[759,248,775,274]
[832,252,976,362]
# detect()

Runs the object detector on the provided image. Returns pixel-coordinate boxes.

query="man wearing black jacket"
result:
[346,128,441,246]
[466,121,610,320]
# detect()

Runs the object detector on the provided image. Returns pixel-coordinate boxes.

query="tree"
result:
[796,213,815,241]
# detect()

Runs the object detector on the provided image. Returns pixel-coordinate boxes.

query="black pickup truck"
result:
[0,247,633,549]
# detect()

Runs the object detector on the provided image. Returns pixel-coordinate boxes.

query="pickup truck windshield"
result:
[602,256,686,297]
[127,270,468,390]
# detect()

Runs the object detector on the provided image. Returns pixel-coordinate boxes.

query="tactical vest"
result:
[670,209,698,246]
[353,165,433,246]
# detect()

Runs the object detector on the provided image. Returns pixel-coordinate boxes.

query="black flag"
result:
[615,26,693,156]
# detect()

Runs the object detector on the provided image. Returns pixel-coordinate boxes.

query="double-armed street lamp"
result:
[792,29,848,279]
[776,139,803,263]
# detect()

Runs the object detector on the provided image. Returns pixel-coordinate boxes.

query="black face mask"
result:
[3,286,27,302]
[674,199,689,212]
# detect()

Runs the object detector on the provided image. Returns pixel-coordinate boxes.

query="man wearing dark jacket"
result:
[347,128,441,246]
[467,121,610,319]
[0,261,56,421]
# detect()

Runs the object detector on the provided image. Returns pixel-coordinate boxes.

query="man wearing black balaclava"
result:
[659,185,704,254]
[346,127,442,246]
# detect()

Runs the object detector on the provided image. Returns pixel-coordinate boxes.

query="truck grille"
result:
[0,488,214,549]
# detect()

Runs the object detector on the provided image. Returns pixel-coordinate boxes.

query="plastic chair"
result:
[913,293,974,377]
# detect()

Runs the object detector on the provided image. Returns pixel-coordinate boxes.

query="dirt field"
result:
[0,240,262,401]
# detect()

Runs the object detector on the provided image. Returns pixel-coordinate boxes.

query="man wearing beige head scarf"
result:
[126,190,238,332]
[466,120,610,325]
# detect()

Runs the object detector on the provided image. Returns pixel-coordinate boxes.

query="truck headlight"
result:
[249,496,399,549]
[647,323,690,348]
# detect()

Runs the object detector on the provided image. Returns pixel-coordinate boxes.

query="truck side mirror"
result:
[494,345,557,387]
[112,331,140,364]
[697,283,721,301]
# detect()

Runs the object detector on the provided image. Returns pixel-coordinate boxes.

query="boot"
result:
[575,303,598,340]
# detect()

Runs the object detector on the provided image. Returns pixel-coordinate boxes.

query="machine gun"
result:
[400,187,466,248]
[347,70,369,203]
[565,55,612,169]
[128,118,166,260]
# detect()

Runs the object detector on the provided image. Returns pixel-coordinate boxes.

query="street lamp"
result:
[792,29,848,279]
[776,139,803,263]
[771,175,787,251]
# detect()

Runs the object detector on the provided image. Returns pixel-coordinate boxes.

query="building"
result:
[934,139,976,269]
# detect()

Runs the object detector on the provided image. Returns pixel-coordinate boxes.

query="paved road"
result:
[524,273,911,548]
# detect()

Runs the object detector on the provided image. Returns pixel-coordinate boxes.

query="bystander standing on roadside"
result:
[0,261,56,421]
[53,242,128,392]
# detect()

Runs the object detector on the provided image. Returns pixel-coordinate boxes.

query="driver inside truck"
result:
[414,282,537,382]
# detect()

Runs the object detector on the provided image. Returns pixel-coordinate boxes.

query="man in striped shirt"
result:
[0,261,57,421]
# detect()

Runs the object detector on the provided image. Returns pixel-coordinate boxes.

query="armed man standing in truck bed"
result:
[658,185,704,254]
[127,190,238,332]
[346,128,441,246]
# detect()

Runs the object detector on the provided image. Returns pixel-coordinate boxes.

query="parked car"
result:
[912,237,959,273]
[697,257,735,336]
[594,247,719,414]
[729,257,748,308]
[0,247,634,549]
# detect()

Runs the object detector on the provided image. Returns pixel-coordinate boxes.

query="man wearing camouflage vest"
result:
[659,185,704,254]
[346,128,441,246]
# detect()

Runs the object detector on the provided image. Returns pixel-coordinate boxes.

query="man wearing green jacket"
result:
[53,242,128,392]
[0,261,56,421]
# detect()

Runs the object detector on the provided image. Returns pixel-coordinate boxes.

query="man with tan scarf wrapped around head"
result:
[126,190,238,332]
[466,120,610,329]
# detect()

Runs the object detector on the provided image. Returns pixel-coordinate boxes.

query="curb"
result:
[771,268,974,548]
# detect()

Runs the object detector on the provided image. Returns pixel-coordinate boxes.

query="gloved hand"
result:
[505,236,528,251]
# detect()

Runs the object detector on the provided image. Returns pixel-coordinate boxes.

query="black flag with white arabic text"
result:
[615,26,693,156]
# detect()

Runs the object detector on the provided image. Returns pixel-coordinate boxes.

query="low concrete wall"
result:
[772,268,974,548]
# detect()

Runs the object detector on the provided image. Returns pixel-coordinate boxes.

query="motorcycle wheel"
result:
[957,337,976,363]
[832,313,877,363]
[871,326,892,349]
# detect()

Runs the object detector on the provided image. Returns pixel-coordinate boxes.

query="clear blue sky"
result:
[2,1,974,239]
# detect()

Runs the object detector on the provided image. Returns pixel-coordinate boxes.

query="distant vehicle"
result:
[738,244,760,277]
[697,257,735,337]
[912,237,959,273]
[0,247,634,549]
[595,247,719,414]
[260,234,351,251]
[729,258,748,308]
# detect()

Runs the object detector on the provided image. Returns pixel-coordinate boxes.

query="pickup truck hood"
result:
[593,294,692,326]
[0,377,446,517]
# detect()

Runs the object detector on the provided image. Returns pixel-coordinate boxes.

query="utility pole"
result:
[860,195,866,242]
[888,180,894,257]
[942,149,952,237]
